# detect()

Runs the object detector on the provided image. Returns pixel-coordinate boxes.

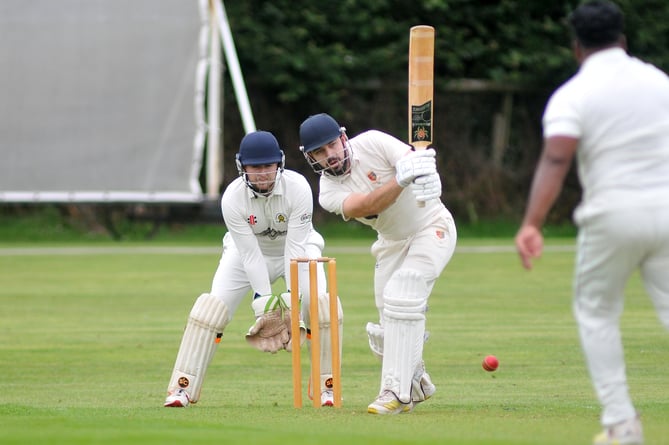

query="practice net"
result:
[0,0,207,203]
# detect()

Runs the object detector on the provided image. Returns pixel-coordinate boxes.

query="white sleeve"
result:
[318,178,350,218]
[543,86,582,138]
[370,130,411,165]
[221,189,272,297]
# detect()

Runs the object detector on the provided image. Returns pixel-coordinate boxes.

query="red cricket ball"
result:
[482,355,499,372]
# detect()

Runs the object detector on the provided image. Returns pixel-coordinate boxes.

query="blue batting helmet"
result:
[299,113,343,153]
[235,131,285,196]
[236,131,285,166]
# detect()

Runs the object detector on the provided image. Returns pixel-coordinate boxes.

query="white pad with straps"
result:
[303,292,343,395]
[167,293,229,403]
[367,321,433,402]
[380,269,428,403]
[366,322,430,361]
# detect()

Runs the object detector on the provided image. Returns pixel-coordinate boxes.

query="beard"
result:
[324,153,351,177]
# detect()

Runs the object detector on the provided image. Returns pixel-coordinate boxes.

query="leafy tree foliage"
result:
[227,0,669,108]
[221,1,669,224]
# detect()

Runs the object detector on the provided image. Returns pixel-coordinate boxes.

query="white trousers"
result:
[371,208,457,318]
[573,206,669,426]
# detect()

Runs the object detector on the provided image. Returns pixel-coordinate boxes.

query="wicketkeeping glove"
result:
[245,293,305,353]
[410,171,441,201]
[395,148,436,188]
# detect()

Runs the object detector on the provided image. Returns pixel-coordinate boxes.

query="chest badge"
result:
[367,171,377,182]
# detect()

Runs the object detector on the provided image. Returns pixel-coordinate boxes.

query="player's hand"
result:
[245,312,289,353]
[245,293,305,353]
[395,148,436,188]
[515,225,544,270]
[245,294,290,353]
[410,172,441,201]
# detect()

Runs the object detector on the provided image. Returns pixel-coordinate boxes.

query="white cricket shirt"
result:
[318,130,445,240]
[221,169,315,295]
[543,47,669,223]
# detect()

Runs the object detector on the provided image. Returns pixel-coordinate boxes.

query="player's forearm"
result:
[342,180,403,218]
[521,154,570,228]
[522,136,577,228]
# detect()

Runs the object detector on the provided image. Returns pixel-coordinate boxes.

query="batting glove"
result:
[410,171,441,201]
[395,148,436,188]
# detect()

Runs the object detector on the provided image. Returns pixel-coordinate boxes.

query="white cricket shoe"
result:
[593,417,643,445]
[321,390,334,407]
[164,389,190,408]
[367,390,412,415]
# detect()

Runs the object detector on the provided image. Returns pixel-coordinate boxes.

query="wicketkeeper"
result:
[164,131,343,408]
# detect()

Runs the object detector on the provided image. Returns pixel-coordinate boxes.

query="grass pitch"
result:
[1,239,667,445]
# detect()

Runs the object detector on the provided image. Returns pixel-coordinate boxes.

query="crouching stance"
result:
[164,131,343,407]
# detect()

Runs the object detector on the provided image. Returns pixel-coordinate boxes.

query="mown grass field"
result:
[1,237,667,445]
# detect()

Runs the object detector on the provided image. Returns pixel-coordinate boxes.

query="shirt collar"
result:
[581,47,627,70]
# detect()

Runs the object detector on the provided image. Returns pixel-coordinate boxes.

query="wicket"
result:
[289,257,342,408]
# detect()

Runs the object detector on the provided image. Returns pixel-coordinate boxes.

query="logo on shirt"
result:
[247,215,257,225]
[300,213,312,223]
[436,230,445,239]
[367,171,377,182]
[259,228,286,240]
[275,213,287,223]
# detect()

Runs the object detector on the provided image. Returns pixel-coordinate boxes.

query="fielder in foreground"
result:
[515,2,669,444]
[164,131,343,408]
[298,113,456,414]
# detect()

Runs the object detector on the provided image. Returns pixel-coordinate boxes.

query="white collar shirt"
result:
[543,47,669,222]
[221,169,314,295]
[318,130,445,240]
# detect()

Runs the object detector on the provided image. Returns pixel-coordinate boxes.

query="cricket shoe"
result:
[321,390,334,407]
[593,416,643,445]
[164,389,190,408]
[367,390,413,415]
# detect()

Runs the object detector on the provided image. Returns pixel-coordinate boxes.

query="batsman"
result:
[298,113,456,414]
[164,131,343,408]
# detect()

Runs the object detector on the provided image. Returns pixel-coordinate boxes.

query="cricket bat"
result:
[408,25,435,206]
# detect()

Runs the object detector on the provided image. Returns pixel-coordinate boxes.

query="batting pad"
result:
[366,322,430,361]
[167,293,229,403]
[381,269,428,403]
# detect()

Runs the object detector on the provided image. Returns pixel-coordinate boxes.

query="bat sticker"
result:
[411,101,432,142]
